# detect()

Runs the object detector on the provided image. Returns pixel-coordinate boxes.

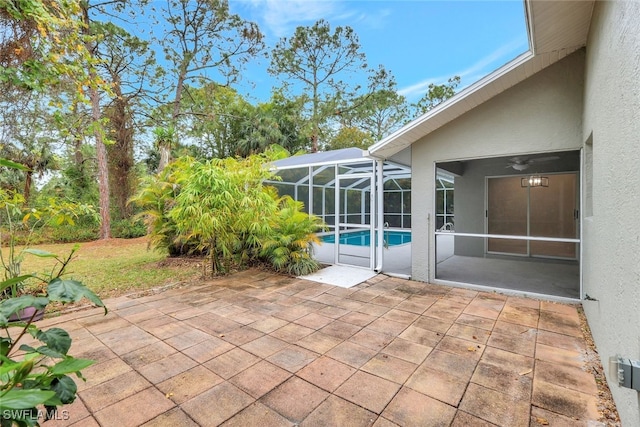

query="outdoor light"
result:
[521,175,549,187]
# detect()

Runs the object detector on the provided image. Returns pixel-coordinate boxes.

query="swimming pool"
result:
[320,230,411,247]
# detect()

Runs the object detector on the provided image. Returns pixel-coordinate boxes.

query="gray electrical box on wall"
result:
[632,360,640,390]
[610,356,640,391]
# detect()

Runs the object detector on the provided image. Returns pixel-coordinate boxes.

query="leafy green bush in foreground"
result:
[132,148,323,276]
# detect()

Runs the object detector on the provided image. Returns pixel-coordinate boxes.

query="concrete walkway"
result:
[38,269,607,426]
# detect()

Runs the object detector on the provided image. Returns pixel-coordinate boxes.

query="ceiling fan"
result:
[506,155,560,171]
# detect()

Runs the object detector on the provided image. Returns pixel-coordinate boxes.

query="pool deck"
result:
[37,269,611,426]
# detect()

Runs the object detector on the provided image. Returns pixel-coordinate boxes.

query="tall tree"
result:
[269,19,389,152]
[326,127,372,151]
[154,0,264,171]
[82,2,111,239]
[95,22,156,219]
[0,89,59,200]
[181,83,249,159]
[265,90,310,154]
[413,76,461,117]
[181,85,308,159]
[334,83,408,143]
[0,0,103,209]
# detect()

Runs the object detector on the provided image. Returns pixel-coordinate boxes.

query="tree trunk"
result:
[158,67,187,173]
[106,78,134,220]
[23,171,32,202]
[90,85,111,239]
[157,146,171,173]
[311,80,319,152]
[83,5,110,239]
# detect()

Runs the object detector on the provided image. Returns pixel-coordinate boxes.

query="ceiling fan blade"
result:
[530,156,560,163]
[510,163,530,171]
[508,156,528,163]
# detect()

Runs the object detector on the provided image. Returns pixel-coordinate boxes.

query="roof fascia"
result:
[524,0,536,54]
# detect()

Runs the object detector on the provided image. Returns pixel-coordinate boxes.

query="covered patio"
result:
[40,270,610,426]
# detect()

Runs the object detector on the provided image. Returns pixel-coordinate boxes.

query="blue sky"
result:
[230,0,529,103]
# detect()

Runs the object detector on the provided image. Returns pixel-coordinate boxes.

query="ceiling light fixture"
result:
[521,175,549,188]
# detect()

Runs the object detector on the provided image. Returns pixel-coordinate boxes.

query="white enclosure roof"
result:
[271,147,368,170]
[268,147,410,191]
[368,0,595,160]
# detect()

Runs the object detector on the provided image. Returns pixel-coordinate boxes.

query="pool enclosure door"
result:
[335,173,375,269]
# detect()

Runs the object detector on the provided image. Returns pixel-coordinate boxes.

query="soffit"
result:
[529,0,594,55]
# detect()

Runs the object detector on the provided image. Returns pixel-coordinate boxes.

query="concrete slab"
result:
[300,265,378,288]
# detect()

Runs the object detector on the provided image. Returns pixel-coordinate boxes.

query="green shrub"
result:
[131,148,324,276]
[130,157,201,256]
[0,248,107,425]
[111,218,147,239]
[167,154,277,273]
[260,196,322,276]
[46,224,99,243]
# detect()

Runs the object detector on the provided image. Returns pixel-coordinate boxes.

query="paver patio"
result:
[38,269,609,426]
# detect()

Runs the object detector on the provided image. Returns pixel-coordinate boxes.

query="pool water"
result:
[320,230,411,247]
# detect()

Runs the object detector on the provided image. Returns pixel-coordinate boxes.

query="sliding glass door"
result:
[487,173,578,259]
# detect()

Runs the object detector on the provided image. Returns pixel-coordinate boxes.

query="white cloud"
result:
[398,77,442,99]
[242,0,345,38]
[398,37,528,101]
[347,8,391,31]
[239,1,391,38]
[455,37,527,80]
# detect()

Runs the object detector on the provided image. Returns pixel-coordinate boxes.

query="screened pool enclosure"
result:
[267,148,411,275]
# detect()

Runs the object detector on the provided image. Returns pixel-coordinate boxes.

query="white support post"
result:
[308,166,313,216]
[375,160,384,272]
[334,165,339,264]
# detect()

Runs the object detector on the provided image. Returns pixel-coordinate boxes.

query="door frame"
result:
[484,172,580,260]
[335,172,375,269]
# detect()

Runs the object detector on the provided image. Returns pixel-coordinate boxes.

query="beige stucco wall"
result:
[581,1,640,424]
[410,50,585,282]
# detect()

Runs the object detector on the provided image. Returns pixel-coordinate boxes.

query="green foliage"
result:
[260,196,322,276]
[0,161,106,426]
[269,19,392,152]
[0,0,94,94]
[413,76,461,117]
[0,160,27,171]
[41,224,98,244]
[181,84,249,159]
[133,149,323,275]
[326,126,373,151]
[333,85,409,143]
[180,85,313,159]
[110,218,146,239]
[168,154,277,273]
[0,249,106,426]
[130,157,195,256]
[0,189,98,297]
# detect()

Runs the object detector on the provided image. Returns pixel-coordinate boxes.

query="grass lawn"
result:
[6,237,203,302]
